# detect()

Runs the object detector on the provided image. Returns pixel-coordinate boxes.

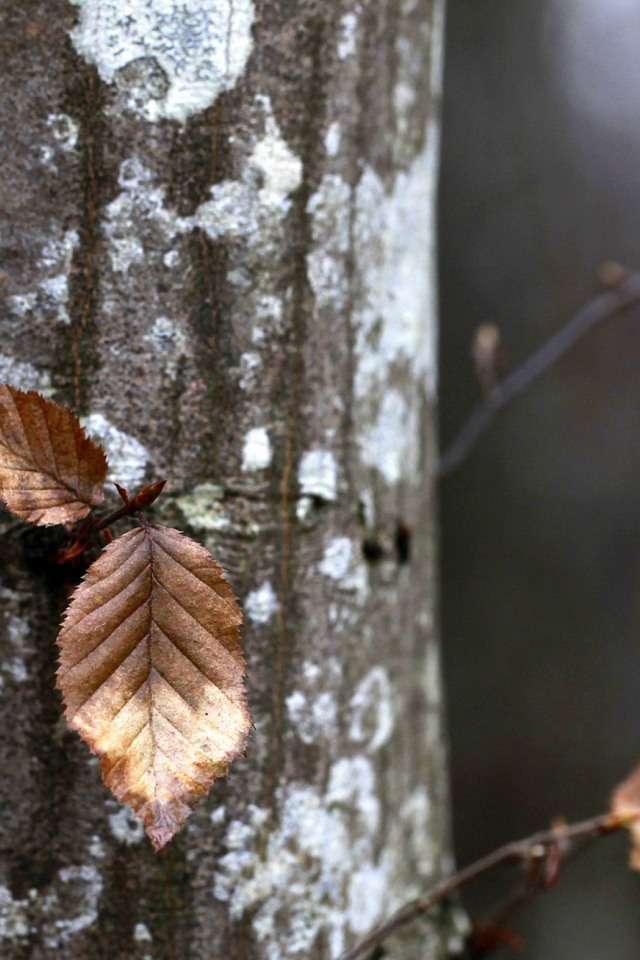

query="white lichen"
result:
[286,658,342,745]
[250,96,304,209]
[325,122,341,157]
[212,758,434,959]
[163,247,180,268]
[39,145,57,174]
[244,581,278,625]
[6,614,33,656]
[349,667,394,753]
[80,97,297,445]
[352,150,437,399]
[319,537,353,580]
[346,863,387,934]
[0,355,51,394]
[143,316,190,380]
[108,806,145,845]
[359,487,375,528]
[447,906,473,956]
[82,413,149,490]
[8,226,78,327]
[399,787,434,877]
[255,294,284,332]
[213,771,387,960]
[296,496,313,521]
[242,427,272,471]
[326,756,380,833]
[47,113,79,151]
[110,237,145,274]
[103,158,192,274]
[286,689,338,745]
[424,639,441,708]
[6,294,36,319]
[298,449,338,502]
[134,922,153,942]
[358,389,419,485]
[49,866,103,944]
[210,805,227,825]
[306,123,441,486]
[212,646,437,959]
[88,836,106,859]
[338,12,358,59]
[69,0,255,122]
[239,351,261,390]
[423,640,443,751]
[0,886,29,940]
[306,174,351,315]
[39,229,79,324]
[175,483,229,531]
[2,658,28,683]
[319,538,369,603]
[196,96,302,241]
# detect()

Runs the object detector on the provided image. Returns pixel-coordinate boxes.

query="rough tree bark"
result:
[0,1,448,958]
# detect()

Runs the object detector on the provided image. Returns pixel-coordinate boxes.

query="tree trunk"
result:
[0,1,448,958]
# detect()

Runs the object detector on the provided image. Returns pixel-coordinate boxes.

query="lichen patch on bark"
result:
[69,0,256,121]
[212,663,436,960]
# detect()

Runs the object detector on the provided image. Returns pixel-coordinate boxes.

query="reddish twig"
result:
[438,268,640,478]
[92,479,166,532]
[464,819,589,956]
[338,812,630,960]
[54,480,166,562]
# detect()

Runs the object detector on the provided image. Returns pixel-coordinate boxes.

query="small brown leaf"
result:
[610,762,640,869]
[0,385,107,524]
[56,524,251,850]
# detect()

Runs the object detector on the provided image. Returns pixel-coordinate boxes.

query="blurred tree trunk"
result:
[0,1,448,958]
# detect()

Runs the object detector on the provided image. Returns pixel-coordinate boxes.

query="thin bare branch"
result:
[438,270,640,478]
[339,813,626,960]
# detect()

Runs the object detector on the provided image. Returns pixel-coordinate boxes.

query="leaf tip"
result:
[610,762,640,870]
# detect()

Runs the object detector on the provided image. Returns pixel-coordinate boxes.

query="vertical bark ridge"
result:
[265,13,333,808]
[61,53,112,413]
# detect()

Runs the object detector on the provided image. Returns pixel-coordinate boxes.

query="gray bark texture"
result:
[0,1,448,958]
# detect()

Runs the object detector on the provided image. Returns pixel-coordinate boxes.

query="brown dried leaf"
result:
[56,524,251,850]
[610,762,640,869]
[0,384,107,524]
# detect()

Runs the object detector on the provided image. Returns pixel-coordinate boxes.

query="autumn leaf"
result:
[0,384,107,525]
[610,763,640,869]
[56,524,251,850]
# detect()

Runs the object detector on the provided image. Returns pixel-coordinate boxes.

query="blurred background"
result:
[438,0,640,955]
